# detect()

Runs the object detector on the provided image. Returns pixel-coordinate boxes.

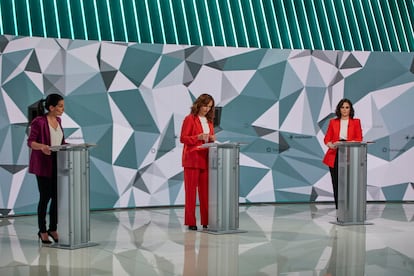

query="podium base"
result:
[202,229,247,235]
[330,220,373,226]
[50,242,99,250]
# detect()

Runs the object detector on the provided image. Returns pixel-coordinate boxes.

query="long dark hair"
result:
[335,98,355,118]
[190,94,215,122]
[37,93,64,116]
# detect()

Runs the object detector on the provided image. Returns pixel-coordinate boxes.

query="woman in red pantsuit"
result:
[323,98,363,210]
[180,94,216,231]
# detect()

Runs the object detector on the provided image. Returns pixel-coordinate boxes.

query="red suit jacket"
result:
[180,114,214,169]
[323,118,363,168]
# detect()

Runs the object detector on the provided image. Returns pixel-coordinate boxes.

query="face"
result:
[49,100,65,117]
[340,102,350,118]
[198,100,213,117]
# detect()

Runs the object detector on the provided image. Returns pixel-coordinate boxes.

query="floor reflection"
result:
[0,203,413,275]
[322,226,366,276]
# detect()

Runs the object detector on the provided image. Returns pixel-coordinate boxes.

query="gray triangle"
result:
[25,51,41,73]
[278,132,290,153]
[0,36,9,53]
[133,168,150,194]
[0,165,27,174]
[253,126,275,137]
[340,54,362,69]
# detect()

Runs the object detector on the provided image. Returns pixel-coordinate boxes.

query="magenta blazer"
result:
[323,118,363,168]
[180,114,214,169]
[27,115,65,177]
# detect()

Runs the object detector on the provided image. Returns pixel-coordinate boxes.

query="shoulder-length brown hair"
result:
[335,98,355,118]
[190,93,215,122]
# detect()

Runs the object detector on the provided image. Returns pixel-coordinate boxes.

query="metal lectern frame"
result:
[333,141,372,226]
[50,143,98,249]
[202,142,246,234]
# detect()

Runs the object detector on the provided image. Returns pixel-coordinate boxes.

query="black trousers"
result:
[36,153,58,233]
[329,153,339,209]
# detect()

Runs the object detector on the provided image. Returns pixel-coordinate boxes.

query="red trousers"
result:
[184,167,208,226]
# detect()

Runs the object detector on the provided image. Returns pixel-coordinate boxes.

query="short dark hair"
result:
[335,98,355,118]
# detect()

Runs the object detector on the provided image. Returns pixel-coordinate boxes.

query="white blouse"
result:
[340,119,348,140]
[198,116,210,134]
[49,125,63,146]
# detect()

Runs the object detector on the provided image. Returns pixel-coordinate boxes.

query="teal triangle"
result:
[382,183,408,201]
[114,135,138,169]
[156,117,176,160]
[239,166,267,197]
[154,55,183,87]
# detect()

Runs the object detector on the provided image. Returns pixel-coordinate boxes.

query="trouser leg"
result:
[329,153,339,209]
[198,169,209,226]
[184,168,198,226]
[36,176,52,233]
[48,153,58,231]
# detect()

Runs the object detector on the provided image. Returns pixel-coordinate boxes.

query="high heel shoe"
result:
[37,231,52,244]
[47,230,59,243]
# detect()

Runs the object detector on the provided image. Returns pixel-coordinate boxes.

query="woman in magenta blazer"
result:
[323,98,362,209]
[180,94,216,230]
[28,94,65,244]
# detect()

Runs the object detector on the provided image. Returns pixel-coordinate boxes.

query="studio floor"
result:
[0,203,413,275]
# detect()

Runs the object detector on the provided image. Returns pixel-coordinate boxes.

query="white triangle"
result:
[318,92,334,121]
[2,90,27,124]
[188,66,223,100]
[222,70,256,93]
[25,71,44,92]
[113,165,136,195]
[149,85,191,131]
[246,171,275,202]
[239,152,269,169]
[140,57,161,89]
[252,101,279,130]
[108,71,138,92]
[287,55,311,84]
[311,56,339,86]
[108,96,133,161]
[206,46,257,61]
[100,42,129,69]
[372,82,413,109]
[60,112,81,128]
[8,168,27,208]
[280,91,316,135]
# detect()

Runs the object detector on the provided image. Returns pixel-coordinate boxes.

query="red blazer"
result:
[27,115,65,177]
[180,114,214,169]
[323,118,362,168]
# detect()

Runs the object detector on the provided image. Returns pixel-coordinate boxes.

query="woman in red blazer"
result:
[180,94,216,230]
[323,98,362,209]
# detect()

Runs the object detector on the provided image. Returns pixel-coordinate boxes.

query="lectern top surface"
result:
[336,141,373,146]
[50,143,97,151]
[200,142,246,148]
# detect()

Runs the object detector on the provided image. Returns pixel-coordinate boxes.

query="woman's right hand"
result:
[40,144,51,155]
[198,133,209,142]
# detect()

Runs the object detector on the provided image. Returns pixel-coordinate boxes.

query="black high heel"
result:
[37,232,52,244]
[47,230,59,243]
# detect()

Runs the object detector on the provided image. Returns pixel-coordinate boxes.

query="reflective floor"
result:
[0,203,414,275]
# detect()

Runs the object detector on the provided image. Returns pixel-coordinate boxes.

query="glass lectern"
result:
[50,143,98,249]
[202,142,246,234]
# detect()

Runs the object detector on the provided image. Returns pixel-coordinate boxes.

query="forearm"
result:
[30,141,51,155]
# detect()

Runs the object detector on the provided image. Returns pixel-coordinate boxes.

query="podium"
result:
[50,143,98,249]
[335,142,371,225]
[202,142,245,234]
